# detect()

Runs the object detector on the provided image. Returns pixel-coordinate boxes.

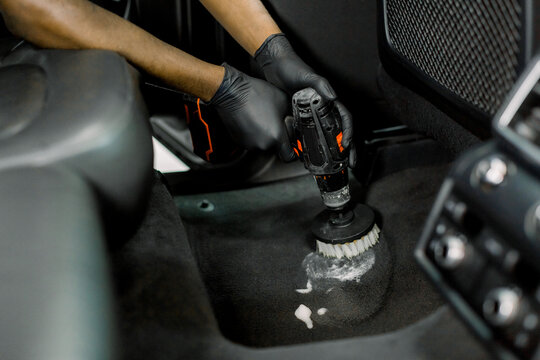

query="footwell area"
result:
[177,164,448,347]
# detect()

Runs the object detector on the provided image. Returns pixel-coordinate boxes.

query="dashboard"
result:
[417,56,540,360]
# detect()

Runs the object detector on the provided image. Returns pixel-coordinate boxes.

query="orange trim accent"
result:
[196,98,214,161]
[293,148,300,157]
[336,132,344,152]
[297,140,303,152]
[184,104,191,125]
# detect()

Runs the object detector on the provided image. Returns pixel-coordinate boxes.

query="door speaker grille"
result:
[384,0,523,116]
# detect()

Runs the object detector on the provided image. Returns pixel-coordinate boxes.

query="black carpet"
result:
[110,166,490,359]
[110,176,222,360]
[176,164,448,347]
[362,164,448,334]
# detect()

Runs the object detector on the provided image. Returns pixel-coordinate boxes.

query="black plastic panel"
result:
[132,0,184,48]
[416,61,540,357]
[495,55,540,175]
[416,57,540,359]
[261,0,390,133]
[417,142,540,359]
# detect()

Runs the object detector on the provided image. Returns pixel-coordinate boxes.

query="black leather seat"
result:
[0,46,154,233]
[0,166,115,360]
[0,47,154,360]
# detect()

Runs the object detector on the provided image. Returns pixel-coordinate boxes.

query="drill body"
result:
[291,88,351,209]
[291,88,380,258]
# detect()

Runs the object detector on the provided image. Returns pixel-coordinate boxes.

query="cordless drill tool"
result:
[290,88,380,259]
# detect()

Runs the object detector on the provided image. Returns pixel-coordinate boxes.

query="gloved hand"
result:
[209,63,295,161]
[285,100,356,169]
[334,100,357,168]
[254,33,336,101]
[255,33,356,167]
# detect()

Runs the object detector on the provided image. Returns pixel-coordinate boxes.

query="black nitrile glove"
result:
[255,33,356,167]
[209,63,295,161]
[255,33,337,101]
[285,100,356,169]
[335,100,357,169]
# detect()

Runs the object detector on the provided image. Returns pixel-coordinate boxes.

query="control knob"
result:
[483,287,521,327]
[433,234,468,270]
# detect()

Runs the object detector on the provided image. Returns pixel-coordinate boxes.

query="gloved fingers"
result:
[335,100,353,149]
[278,130,296,162]
[303,73,337,102]
[348,142,357,169]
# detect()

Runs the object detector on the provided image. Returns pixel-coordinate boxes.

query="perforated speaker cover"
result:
[381,0,528,118]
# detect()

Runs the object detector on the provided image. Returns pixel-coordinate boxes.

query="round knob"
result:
[474,156,509,190]
[526,202,540,241]
[433,235,467,270]
[532,205,540,238]
[483,287,521,327]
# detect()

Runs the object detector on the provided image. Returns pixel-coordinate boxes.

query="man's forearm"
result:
[199,0,281,56]
[0,0,224,101]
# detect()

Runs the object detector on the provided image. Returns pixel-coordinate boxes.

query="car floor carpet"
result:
[110,175,222,360]
[176,163,448,347]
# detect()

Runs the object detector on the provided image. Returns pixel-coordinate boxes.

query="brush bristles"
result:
[316,224,380,259]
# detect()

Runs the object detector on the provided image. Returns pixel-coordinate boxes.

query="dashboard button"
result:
[474,156,509,190]
[483,287,521,327]
[433,234,468,270]
[525,202,540,242]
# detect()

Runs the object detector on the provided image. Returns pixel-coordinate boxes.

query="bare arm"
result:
[0,0,224,101]
[199,0,281,56]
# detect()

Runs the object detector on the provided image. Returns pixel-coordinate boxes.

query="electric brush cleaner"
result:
[290,88,380,259]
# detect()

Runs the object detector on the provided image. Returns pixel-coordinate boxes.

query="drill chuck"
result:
[291,88,350,208]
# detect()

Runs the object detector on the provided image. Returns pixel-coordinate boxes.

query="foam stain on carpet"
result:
[177,165,448,346]
[294,305,314,329]
[294,249,379,330]
[303,250,376,284]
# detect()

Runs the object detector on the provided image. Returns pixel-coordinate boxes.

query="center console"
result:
[416,55,540,360]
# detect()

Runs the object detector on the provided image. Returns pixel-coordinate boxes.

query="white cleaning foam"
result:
[294,304,313,329]
[317,308,328,316]
[304,249,375,283]
[295,280,313,294]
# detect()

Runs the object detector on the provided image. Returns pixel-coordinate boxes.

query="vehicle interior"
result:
[1,0,539,359]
